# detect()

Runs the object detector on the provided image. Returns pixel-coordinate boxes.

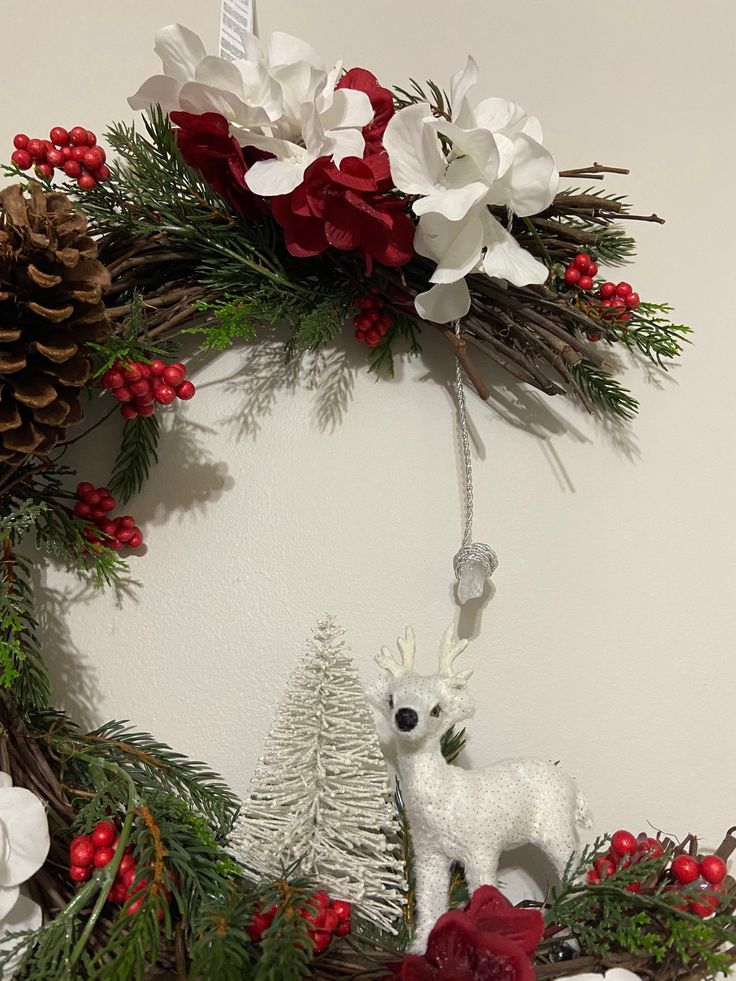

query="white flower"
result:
[383,56,558,323]
[0,772,49,978]
[129,25,373,196]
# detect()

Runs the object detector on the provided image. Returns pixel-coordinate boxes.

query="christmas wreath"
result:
[0,20,731,981]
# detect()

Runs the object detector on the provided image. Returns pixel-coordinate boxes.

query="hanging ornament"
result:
[230,616,405,932]
[451,320,498,604]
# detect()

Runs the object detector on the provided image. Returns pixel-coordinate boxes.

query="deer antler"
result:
[376,626,416,678]
[438,623,471,683]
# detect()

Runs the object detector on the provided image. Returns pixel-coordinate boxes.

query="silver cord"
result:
[452,319,498,589]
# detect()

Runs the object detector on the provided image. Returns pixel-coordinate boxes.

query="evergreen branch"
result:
[0,545,50,708]
[253,877,317,981]
[613,302,693,367]
[89,293,175,377]
[286,293,354,356]
[108,415,160,504]
[570,361,639,419]
[34,501,128,588]
[393,79,451,119]
[440,726,466,765]
[367,312,422,377]
[189,887,257,979]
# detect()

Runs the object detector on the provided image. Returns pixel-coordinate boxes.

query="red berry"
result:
[354,314,372,331]
[564,266,581,285]
[71,146,87,162]
[626,292,640,310]
[138,364,151,379]
[103,369,124,389]
[27,138,45,160]
[137,402,156,418]
[116,526,133,543]
[50,127,69,147]
[91,820,116,847]
[611,297,627,309]
[35,163,53,179]
[625,882,642,893]
[175,380,196,401]
[690,896,718,918]
[77,174,97,191]
[76,482,94,498]
[10,149,32,170]
[100,519,119,537]
[671,854,700,884]
[587,263,599,277]
[70,864,91,882]
[129,379,150,398]
[99,497,116,513]
[593,857,616,879]
[365,328,381,345]
[578,276,594,291]
[63,160,82,179]
[301,904,326,927]
[312,931,332,953]
[312,891,330,908]
[109,883,127,904]
[162,365,185,387]
[121,404,139,420]
[335,919,351,936]
[70,839,96,866]
[128,530,143,548]
[149,359,165,376]
[73,501,92,519]
[376,313,392,333]
[60,146,73,161]
[611,830,638,857]
[119,516,135,528]
[93,847,115,869]
[586,870,600,885]
[126,897,144,916]
[69,126,89,146]
[112,386,132,403]
[154,385,176,406]
[122,868,137,888]
[83,148,105,170]
[615,282,633,297]
[97,164,111,182]
[574,253,591,271]
[699,855,727,885]
[330,900,351,921]
[322,908,339,932]
[247,913,271,942]
[637,837,664,860]
[86,130,97,146]
[12,134,29,150]
[135,393,154,406]
[85,490,101,507]
[119,854,135,874]
[587,332,602,343]
[46,148,64,168]
[356,296,376,310]
[354,329,366,341]
[599,281,616,299]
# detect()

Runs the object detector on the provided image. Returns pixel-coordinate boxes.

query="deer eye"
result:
[430,704,441,717]
[388,695,394,709]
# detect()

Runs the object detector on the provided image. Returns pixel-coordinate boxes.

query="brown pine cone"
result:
[0,181,111,466]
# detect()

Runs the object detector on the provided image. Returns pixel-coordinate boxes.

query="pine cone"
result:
[0,181,111,465]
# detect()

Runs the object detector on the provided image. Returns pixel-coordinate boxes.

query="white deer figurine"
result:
[375,624,592,952]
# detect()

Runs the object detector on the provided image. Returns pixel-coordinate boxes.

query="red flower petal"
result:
[466,887,544,957]
[336,67,395,143]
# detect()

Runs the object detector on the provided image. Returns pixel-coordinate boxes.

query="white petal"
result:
[413,160,489,221]
[522,114,544,143]
[474,96,524,134]
[326,128,366,166]
[498,133,558,216]
[383,104,446,195]
[127,75,182,113]
[271,62,320,121]
[0,887,18,922]
[245,157,307,196]
[449,56,480,126]
[320,89,373,131]
[429,119,499,181]
[154,24,207,83]
[178,82,270,129]
[480,213,549,286]
[239,31,263,63]
[0,788,50,886]
[315,66,341,115]
[0,776,11,791]
[268,31,324,70]
[414,281,471,323]
[300,103,326,159]
[194,56,246,99]
[415,212,484,284]
[0,892,42,979]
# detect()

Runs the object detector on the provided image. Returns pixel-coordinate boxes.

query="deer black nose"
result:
[395,708,418,731]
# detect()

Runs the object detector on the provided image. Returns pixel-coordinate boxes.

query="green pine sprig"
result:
[108,415,160,504]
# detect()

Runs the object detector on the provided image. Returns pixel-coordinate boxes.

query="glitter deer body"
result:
[375,625,592,952]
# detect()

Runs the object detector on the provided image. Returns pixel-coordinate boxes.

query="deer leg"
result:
[538,825,579,879]
[463,850,501,892]
[410,843,452,953]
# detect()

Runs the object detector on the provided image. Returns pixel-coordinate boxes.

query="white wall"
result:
[4,0,735,889]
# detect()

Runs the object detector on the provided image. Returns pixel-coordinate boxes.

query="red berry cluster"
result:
[75,483,143,551]
[597,280,640,323]
[68,820,163,915]
[11,127,110,189]
[563,252,599,291]
[668,852,728,918]
[248,890,352,954]
[100,360,195,420]
[352,296,394,348]
[587,829,663,892]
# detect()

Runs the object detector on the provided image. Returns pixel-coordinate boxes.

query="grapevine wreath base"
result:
[0,20,732,981]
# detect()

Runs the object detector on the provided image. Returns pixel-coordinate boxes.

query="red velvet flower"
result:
[170,110,266,219]
[466,886,544,957]
[336,67,395,146]
[395,911,536,981]
[270,152,414,273]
